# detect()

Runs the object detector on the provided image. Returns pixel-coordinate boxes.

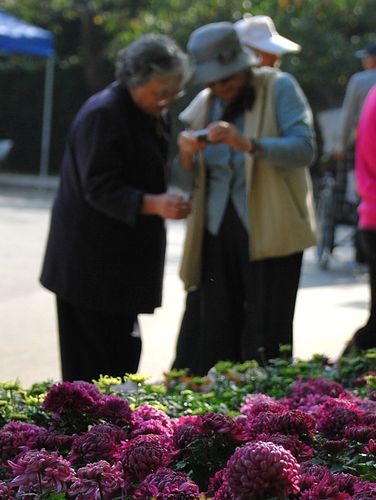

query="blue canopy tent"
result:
[0,10,55,178]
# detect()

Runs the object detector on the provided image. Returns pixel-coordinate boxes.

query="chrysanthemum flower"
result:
[120,434,173,482]
[240,393,287,417]
[316,399,363,439]
[0,480,14,499]
[93,394,132,427]
[133,466,201,499]
[69,460,125,499]
[0,421,46,464]
[43,381,99,417]
[36,431,74,453]
[255,432,314,461]
[130,403,175,439]
[226,441,300,499]
[69,423,126,464]
[9,448,74,495]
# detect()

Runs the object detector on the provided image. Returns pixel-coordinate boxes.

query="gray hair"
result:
[116,33,191,88]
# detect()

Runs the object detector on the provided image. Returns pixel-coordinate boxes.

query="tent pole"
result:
[39,55,55,179]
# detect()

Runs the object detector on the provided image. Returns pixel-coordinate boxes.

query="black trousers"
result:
[176,202,303,376]
[352,229,376,349]
[56,298,142,382]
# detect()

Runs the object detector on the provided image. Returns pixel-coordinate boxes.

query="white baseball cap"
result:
[235,15,301,56]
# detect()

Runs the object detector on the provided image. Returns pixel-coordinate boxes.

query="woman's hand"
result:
[207,121,253,153]
[177,131,207,169]
[141,193,192,220]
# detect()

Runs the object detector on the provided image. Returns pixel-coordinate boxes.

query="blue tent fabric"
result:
[0,10,54,57]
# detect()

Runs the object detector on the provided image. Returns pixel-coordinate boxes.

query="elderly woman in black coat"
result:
[40,34,191,382]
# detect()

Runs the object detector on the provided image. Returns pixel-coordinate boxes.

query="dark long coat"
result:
[40,82,169,313]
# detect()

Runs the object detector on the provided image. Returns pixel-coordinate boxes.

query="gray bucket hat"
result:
[187,22,259,85]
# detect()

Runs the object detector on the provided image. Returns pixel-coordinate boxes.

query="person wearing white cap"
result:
[235,15,301,68]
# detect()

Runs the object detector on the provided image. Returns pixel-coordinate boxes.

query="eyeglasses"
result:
[156,88,186,106]
[208,74,237,88]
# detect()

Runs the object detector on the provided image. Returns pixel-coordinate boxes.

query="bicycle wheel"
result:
[316,176,336,269]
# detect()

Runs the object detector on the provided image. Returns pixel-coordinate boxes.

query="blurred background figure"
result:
[234,14,301,68]
[342,84,376,356]
[172,22,316,375]
[335,40,376,161]
[40,34,191,382]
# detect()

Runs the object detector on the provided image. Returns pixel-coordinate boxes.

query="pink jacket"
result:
[356,84,376,229]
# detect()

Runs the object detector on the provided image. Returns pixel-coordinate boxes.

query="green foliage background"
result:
[0,0,375,173]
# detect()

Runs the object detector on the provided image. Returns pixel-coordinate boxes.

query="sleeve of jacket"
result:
[71,105,144,225]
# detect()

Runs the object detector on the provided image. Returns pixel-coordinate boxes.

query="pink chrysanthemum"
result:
[69,460,125,499]
[69,423,126,464]
[9,448,74,495]
[0,421,46,464]
[240,393,287,417]
[120,434,173,482]
[226,441,300,499]
[130,403,175,439]
[316,399,363,439]
[133,466,200,499]
[43,381,99,417]
[94,394,132,427]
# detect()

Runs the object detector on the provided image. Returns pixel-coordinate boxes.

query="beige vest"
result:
[179,67,317,290]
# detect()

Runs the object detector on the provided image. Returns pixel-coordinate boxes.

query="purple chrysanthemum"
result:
[226,441,300,499]
[94,394,132,427]
[36,431,74,453]
[255,432,314,461]
[43,381,99,417]
[0,421,46,464]
[133,467,201,499]
[69,460,125,499]
[0,480,14,499]
[344,424,376,442]
[69,423,126,464]
[120,434,173,482]
[9,448,74,495]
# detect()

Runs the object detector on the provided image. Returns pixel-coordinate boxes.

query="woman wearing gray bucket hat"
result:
[172,22,317,375]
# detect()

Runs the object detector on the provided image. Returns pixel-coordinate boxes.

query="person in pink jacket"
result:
[343,84,376,354]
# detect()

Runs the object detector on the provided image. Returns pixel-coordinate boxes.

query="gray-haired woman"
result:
[40,34,191,382]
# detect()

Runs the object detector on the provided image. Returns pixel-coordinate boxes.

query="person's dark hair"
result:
[221,68,255,123]
[116,33,190,88]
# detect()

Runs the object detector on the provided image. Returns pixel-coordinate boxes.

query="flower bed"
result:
[1,350,376,498]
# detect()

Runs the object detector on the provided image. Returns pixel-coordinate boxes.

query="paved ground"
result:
[0,177,369,387]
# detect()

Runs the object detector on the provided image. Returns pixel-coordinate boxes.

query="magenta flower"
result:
[9,448,74,495]
[130,403,175,439]
[94,394,132,427]
[344,424,376,442]
[0,480,14,499]
[36,431,74,453]
[133,467,201,499]
[316,399,363,439]
[240,393,287,417]
[120,434,173,482]
[69,423,126,464]
[255,432,314,461]
[0,421,46,464]
[43,381,99,417]
[226,441,300,499]
[69,460,125,499]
